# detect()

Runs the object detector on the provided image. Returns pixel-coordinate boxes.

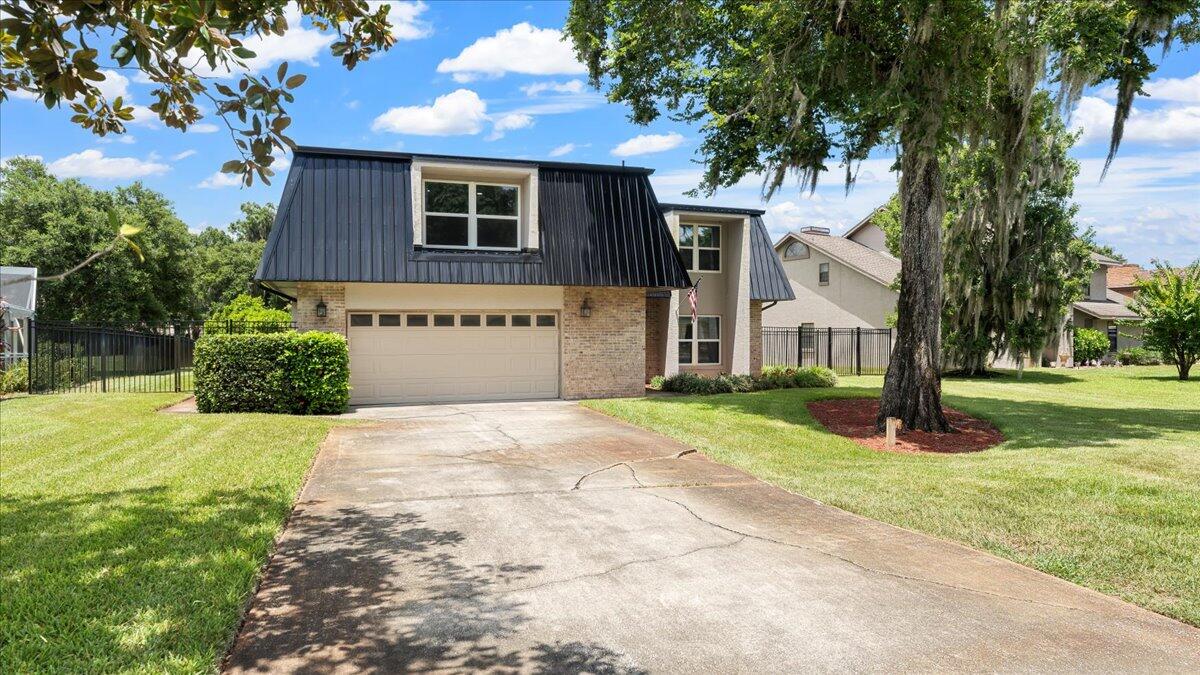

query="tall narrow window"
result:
[818,262,830,285]
[424,180,520,250]
[678,316,720,365]
[679,224,721,272]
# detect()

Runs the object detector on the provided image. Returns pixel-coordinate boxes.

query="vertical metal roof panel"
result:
[749,215,796,301]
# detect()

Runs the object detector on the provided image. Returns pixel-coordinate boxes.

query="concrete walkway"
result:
[225,401,1200,673]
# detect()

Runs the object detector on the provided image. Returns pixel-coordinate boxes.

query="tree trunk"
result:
[877,139,953,433]
[1180,356,1191,381]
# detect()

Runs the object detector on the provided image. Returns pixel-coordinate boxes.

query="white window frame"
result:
[423,179,522,251]
[818,262,830,285]
[678,314,721,365]
[679,223,722,273]
[783,241,809,260]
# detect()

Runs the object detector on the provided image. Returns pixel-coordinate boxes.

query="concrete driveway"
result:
[225,401,1200,673]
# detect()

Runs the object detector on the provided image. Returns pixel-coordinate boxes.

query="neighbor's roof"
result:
[777,231,901,287]
[0,266,37,317]
[1090,251,1122,266]
[842,205,887,240]
[256,148,691,288]
[1107,264,1150,289]
[1074,289,1140,320]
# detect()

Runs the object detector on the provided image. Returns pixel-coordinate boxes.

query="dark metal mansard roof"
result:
[747,216,795,301]
[256,148,692,288]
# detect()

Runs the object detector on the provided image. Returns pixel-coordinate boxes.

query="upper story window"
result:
[424,180,520,250]
[679,224,720,272]
[818,262,830,285]
[784,241,809,260]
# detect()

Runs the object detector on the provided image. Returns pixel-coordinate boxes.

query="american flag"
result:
[687,278,701,324]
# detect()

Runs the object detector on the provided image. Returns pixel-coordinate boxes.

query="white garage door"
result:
[347,310,560,405]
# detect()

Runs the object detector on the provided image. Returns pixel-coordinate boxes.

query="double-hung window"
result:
[678,315,720,365]
[818,262,830,285]
[424,180,520,250]
[679,224,720,272]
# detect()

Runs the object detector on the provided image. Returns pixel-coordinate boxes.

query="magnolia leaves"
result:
[113,208,146,263]
[0,1,397,188]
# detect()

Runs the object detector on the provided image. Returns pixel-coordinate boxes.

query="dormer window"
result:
[424,180,520,250]
[679,223,721,272]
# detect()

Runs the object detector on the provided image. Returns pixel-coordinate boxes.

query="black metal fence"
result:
[26,319,294,394]
[762,326,892,375]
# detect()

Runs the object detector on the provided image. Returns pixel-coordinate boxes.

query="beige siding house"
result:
[763,226,898,330]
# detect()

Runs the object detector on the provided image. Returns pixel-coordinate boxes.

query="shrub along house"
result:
[254,147,792,405]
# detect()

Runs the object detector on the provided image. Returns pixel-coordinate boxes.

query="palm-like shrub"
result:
[1128,261,1200,380]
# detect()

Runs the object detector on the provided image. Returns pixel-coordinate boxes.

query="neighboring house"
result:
[763,225,899,329]
[254,147,792,406]
[0,266,37,366]
[1107,263,1150,298]
[1063,253,1143,356]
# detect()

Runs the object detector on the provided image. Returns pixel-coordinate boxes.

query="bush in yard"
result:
[1073,328,1109,364]
[205,294,292,333]
[760,365,839,389]
[649,375,665,390]
[1116,347,1161,366]
[0,361,27,395]
[194,331,348,414]
[659,367,836,395]
[1127,261,1200,380]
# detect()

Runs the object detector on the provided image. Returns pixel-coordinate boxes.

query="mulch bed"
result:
[807,397,1004,454]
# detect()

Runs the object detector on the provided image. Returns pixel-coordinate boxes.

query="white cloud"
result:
[1072,96,1200,146]
[437,23,586,81]
[345,99,361,110]
[98,134,137,145]
[611,132,685,157]
[521,79,585,97]
[46,149,169,180]
[190,123,220,134]
[197,171,244,189]
[1100,70,1200,104]
[172,149,197,160]
[94,70,131,102]
[372,89,489,135]
[487,112,534,140]
[548,143,576,157]
[380,1,433,41]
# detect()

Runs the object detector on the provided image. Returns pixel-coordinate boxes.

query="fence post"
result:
[796,325,802,367]
[826,326,833,370]
[855,327,862,376]
[174,324,182,393]
[101,329,108,392]
[27,319,35,394]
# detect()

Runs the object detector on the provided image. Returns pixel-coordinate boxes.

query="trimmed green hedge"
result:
[1074,327,1109,363]
[194,331,349,414]
[656,366,838,395]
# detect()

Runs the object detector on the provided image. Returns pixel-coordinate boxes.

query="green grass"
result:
[0,394,338,673]
[585,366,1200,626]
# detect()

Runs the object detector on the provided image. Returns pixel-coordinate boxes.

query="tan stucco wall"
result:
[847,222,888,253]
[764,252,898,328]
[562,286,646,398]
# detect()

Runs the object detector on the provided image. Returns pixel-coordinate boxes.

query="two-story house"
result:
[1054,252,1144,362]
[254,147,793,406]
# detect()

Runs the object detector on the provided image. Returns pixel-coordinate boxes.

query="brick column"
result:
[750,300,763,374]
[294,282,347,335]
[562,286,645,398]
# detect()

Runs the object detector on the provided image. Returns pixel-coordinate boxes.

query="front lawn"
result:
[0,394,338,672]
[585,366,1200,626]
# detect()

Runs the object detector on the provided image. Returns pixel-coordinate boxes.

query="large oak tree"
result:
[566,0,1199,431]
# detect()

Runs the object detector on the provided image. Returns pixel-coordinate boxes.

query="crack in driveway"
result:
[572,449,696,490]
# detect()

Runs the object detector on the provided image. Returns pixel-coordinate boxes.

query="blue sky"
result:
[2,1,1198,266]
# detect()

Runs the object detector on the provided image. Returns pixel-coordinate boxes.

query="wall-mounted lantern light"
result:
[580,297,593,318]
[315,300,327,318]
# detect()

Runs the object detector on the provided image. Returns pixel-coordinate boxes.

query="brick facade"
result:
[295,282,347,335]
[644,297,667,382]
[750,300,763,374]
[562,286,646,399]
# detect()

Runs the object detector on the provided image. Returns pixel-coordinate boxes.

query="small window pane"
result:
[678,225,694,247]
[536,314,555,327]
[698,249,720,271]
[511,314,532,327]
[681,248,695,270]
[697,225,719,248]
[379,314,401,326]
[350,314,373,327]
[698,341,720,364]
[697,317,720,340]
[678,341,693,364]
[406,314,429,327]
[426,215,469,247]
[460,314,481,327]
[486,314,506,327]
[433,314,454,327]
[819,263,830,283]
[477,217,519,248]
[425,181,468,213]
[677,317,694,340]
[476,184,518,216]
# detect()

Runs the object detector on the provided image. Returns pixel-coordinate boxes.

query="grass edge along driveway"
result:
[584,366,1200,627]
[0,393,340,673]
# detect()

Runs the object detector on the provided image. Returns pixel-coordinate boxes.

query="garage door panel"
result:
[349,311,560,405]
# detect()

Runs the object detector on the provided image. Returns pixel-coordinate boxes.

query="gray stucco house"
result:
[255,147,793,405]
